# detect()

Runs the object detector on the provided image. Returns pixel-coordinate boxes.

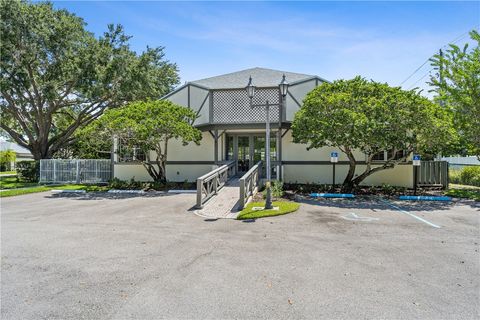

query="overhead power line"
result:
[408,71,432,90]
[399,31,470,87]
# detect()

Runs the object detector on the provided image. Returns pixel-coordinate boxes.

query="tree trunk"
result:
[351,149,410,187]
[341,146,357,192]
[140,141,168,183]
[351,162,395,187]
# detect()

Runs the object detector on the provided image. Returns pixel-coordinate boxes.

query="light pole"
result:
[246,74,289,209]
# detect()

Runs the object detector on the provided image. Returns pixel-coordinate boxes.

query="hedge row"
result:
[450,166,480,187]
[16,161,39,182]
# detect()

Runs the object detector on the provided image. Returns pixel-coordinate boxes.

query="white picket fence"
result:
[40,159,111,184]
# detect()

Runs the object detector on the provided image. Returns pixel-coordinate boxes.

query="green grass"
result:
[237,201,300,220]
[0,171,16,175]
[0,185,53,197]
[0,176,38,189]
[445,184,480,201]
[0,184,109,197]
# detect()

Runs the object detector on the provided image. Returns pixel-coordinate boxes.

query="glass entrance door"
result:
[225,133,277,175]
[237,136,250,173]
[253,135,276,163]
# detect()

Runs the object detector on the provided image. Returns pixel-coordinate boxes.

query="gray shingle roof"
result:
[190,67,318,89]
[0,140,32,155]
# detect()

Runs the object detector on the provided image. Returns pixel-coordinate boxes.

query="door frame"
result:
[225,132,278,174]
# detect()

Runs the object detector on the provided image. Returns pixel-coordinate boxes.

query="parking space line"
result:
[379,198,441,229]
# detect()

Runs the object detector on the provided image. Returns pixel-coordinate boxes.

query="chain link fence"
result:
[40,159,112,184]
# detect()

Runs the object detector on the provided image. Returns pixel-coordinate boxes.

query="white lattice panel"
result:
[212,88,280,123]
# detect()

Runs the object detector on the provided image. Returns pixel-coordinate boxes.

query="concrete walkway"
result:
[194,178,241,219]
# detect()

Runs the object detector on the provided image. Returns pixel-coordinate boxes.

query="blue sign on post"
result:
[330,152,338,163]
[413,154,421,166]
[412,154,421,195]
[330,151,338,190]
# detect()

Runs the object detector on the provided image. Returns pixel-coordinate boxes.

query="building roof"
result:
[190,67,321,89]
[0,140,32,156]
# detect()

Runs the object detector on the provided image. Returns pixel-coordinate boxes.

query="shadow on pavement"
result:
[297,195,467,212]
[45,191,182,200]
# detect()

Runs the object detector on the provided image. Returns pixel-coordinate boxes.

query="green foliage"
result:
[455,166,480,187]
[445,188,480,201]
[283,182,331,194]
[378,183,406,196]
[283,182,406,196]
[107,177,195,191]
[0,186,51,197]
[449,169,462,184]
[430,30,480,160]
[16,161,39,182]
[237,201,300,220]
[271,180,284,198]
[108,178,144,190]
[83,100,202,182]
[0,149,16,171]
[449,167,480,186]
[292,77,455,191]
[0,0,179,160]
[0,175,38,189]
[0,184,109,197]
[262,180,284,199]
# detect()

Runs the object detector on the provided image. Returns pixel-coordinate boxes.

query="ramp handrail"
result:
[196,160,235,208]
[239,161,262,210]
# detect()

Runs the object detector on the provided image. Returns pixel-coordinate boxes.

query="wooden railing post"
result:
[196,178,204,208]
[195,160,235,209]
[239,178,246,210]
[238,161,262,211]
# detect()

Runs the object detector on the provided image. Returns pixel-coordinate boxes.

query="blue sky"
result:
[52,1,479,95]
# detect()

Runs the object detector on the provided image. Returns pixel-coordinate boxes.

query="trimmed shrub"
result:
[261,180,285,199]
[271,180,284,198]
[0,150,16,171]
[16,160,39,182]
[459,166,480,187]
[108,177,195,190]
[449,169,462,184]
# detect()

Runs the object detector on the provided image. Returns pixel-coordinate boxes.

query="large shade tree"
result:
[81,100,202,182]
[0,0,179,160]
[429,30,480,160]
[292,77,455,191]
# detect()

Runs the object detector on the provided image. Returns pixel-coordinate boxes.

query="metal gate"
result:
[40,159,111,184]
[417,161,449,188]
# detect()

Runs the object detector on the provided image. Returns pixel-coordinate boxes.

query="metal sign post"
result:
[413,154,421,195]
[330,152,338,191]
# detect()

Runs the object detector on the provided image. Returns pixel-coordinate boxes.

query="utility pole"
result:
[439,49,445,107]
[437,49,445,161]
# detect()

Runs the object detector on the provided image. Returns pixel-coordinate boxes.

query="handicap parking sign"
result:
[330,152,338,163]
[413,154,421,166]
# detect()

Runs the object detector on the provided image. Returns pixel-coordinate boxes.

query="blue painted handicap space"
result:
[310,193,355,198]
[399,195,451,201]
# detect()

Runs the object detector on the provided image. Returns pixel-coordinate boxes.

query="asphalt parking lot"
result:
[1,192,479,319]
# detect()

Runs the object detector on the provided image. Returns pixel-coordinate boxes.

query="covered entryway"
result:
[225,132,278,178]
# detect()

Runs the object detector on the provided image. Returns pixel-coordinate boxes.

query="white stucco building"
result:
[114,67,417,187]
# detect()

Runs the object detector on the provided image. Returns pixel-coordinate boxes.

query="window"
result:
[372,151,385,161]
[371,149,407,162]
[387,149,407,161]
[118,144,146,162]
[253,135,276,162]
